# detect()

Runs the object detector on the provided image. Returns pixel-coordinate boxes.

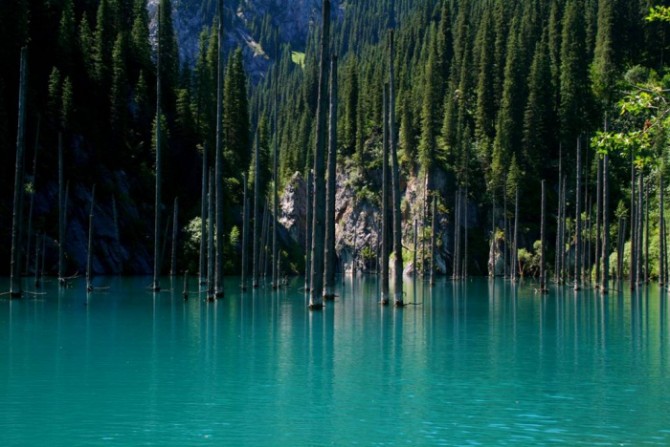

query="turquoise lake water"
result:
[1,276,670,446]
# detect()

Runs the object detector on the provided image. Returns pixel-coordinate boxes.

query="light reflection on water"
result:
[1,276,669,446]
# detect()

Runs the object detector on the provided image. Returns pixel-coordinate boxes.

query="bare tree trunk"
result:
[574,138,582,291]
[645,179,649,283]
[413,218,418,278]
[555,146,562,284]
[305,170,313,290]
[241,172,248,290]
[430,195,437,287]
[324,55,338,300]
[629,151,636,290]
[540,180,547,293]
[503,189,509,279]
[595,156,602,288]
[86,185,96,292]
[34,233,41,288]
[453,190,460,280]
[380,83,390,305]
[214,0,225,298]
[561,175,567,281]
[463,189,469,278]
[618,217,626,281]
[272,102,279,289]
[421,172,428,277]
[170,197,179,276]
[153,2,164,293]
[253,134,261,289]
[25,116,40,275]
[637,174,643,285]
[660,175,665,287]
[58,132,65,284]
[207,169,215,300]
[308,0,331,310]
[602,154,609,294]
[10,47,28,298]
[512,187,519,282]
[199,147,208,284]
[388,34,403,307]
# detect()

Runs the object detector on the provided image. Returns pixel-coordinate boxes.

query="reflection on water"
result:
[1,276,670,446]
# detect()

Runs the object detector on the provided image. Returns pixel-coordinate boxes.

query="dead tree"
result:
[540,180,547,293]
[602,154,609,294]
[86,185,96,292]
[389,32,403,307]
[214,0,225,298]
[170,197,179,276]
[324,55,338,300]
[153,2,163,293]
[9,47,28,298]
[308,0,331,310]
[380,84,390,305]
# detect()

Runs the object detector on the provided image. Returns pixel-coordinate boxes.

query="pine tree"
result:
[110,33,128,133]
[58,0,77,74]
[522,30,552,176]
[559,0,591,147]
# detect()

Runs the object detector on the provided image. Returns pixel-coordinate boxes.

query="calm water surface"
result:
[1,276,670,446]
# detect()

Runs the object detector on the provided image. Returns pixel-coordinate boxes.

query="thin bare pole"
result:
[324,55,338,299]
[199,146,208,284]
[170,197,179,276]
[25,116,40,274]
[214,0,225,298]
[602,154,609,294]
[241,172,248,290]
[86,185,96,292]
[153,1,163,293]
[10,47,28,298]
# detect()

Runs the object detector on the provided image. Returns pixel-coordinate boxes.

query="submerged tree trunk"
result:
[25,116,40,275]
[170,197,179,276]
[153,3,163,293]
[512,187,519,282]
[199,147,208,284]
[645,179,649,283]
[305,170,313,291]
[389,34,403,307]
[324,55,338,300]
[574,139,582,291]
[86,185,96,292]
[241,172,248,291]
[253,134,261,289]
[602,154,609,293]
[58,132,65,284]
[595,157,602,288]
[430,195,437,287]
[272,102,279,289]
[540,180,547,293]
[207,169,215,300]
[660,176,665,287]
[214,0,225,298]
[380,84,390,305]
[309,0,331,310]
[629,151,636,290]
[9,47,28,298]
[413,218,418,278]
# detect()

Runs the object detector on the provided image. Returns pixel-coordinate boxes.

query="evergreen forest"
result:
[3,0,670,298]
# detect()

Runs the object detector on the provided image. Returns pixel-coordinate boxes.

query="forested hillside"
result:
[2,0,670,283]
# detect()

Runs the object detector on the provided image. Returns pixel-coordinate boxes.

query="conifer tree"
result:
[559,0,591,147]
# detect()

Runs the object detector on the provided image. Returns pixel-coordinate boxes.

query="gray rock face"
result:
[278,167,463,277]
[148,0,343,82]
